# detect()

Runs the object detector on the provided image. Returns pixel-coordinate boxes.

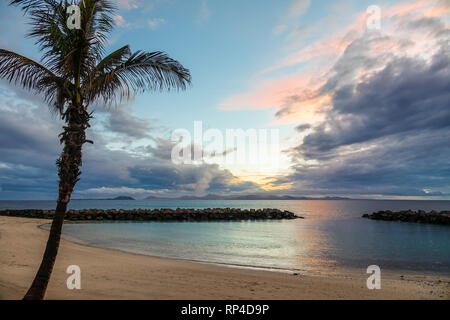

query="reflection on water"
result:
[6,199,449,274]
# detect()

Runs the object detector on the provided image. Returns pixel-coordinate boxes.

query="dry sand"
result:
[0,216,448,300]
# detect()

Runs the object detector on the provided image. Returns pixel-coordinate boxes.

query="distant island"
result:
[109,196,136,200]
[73,194,352,201]
[73,196,136,201]
[141,194,351,201]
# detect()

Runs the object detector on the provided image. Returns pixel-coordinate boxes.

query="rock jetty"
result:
[0,208,301,222]
[362,210,450,225]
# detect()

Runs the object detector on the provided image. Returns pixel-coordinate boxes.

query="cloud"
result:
[147,18,166,30]
[0,88,64,199]
[277,17,450,197]
[116,0,139,10]
[78,186,164,196]
[221,1,449,124]
[113,15,130,28]
[281,129,450,198]
[272,0,311,38]
[300,47,450,159]
[1,0,449,200]
[295,124,311,132]
[219,71,330,126]
[102,105,154,140]
[287,0,311,19]
[219,0,450,198]
[0,85,261,199]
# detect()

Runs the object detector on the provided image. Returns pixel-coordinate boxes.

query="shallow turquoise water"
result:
[2,200,450,273]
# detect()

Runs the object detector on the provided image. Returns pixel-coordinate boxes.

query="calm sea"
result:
[1,199,449,274]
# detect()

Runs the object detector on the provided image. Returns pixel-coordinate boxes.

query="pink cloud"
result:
[148,18,166,30]
[117,0,139,10]
[220,72,330,126]
[219,0,448,126]
[220,74,316,111]
[262,37,354,74]
[114,15,126,27]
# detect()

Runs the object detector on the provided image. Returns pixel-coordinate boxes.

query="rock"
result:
[362,210,450,225]
[0,208,304,222]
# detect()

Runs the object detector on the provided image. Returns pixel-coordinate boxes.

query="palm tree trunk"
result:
[23,104,91,300]
[22,199,69,300]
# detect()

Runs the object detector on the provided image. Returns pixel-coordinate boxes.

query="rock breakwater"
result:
[0,208,302,222]
[362,210,450,225]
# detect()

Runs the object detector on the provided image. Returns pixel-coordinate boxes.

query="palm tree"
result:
[0,0,191,300]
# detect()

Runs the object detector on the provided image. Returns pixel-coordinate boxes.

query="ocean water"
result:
[2,200,450,274]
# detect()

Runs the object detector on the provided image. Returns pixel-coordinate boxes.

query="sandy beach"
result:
[0,216,448,300]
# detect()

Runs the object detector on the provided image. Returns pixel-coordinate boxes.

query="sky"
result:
[0,0,449,200]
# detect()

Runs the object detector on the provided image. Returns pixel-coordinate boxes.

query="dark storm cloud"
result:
[143,137,173,160]
[295,123,311,132]
[299,45,450,159]
[279,14,450,197]
[103,106,154,140]
[76,142,260,197]
[124,139,258,195]
[129,162,230,193]
[404,16,446,36]
[0,94,63,199]
[283,129,450,197]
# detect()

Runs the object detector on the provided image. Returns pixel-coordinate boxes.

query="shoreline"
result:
[1,216,449,300]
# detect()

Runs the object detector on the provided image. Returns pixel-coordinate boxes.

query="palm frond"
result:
[85,50,191,105]
[80,0,116,58]
[0,49,71,113]
[11,0,116,82]
[9,0,54,13]
[95,45,131,72]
